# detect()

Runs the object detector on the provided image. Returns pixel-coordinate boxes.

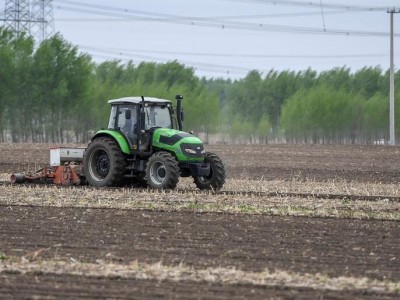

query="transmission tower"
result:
[2,0,54,43]
[31,0,54,43]
[3,0,31,36]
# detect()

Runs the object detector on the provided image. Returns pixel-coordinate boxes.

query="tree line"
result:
[0,28,399,144]
[206,68,400,144]
[0,28,219,143]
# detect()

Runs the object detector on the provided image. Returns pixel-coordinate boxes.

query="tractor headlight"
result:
[180,143,205,157]
[184,148,197,154]
[201,149,206,154]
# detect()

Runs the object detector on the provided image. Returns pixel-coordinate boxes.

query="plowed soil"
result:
[0,274,398,300]
[1,273,395,300]
[1,206,399,299]
[1,143,400,299]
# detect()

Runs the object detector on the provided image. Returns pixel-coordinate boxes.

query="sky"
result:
[1,0,400,79]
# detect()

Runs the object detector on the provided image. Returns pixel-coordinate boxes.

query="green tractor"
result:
[83,95,226,190]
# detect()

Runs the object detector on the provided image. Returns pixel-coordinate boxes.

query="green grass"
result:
[0,252,6,260]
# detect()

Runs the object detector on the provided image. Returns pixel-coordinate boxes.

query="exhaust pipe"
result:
[176,95,183,131]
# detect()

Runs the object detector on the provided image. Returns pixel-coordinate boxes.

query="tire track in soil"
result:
[1,206,399,281]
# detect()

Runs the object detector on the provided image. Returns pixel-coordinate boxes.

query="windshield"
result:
[144,105,172,129]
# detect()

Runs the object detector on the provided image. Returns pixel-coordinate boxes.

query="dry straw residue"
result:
[0,178,399,220]
[1,258,399,294]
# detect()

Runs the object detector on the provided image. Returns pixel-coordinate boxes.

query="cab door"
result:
[116,105,138,149]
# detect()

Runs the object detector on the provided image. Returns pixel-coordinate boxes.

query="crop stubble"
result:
[0,143,400,299]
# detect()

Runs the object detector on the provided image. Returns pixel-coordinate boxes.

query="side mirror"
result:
[125,109,131,120]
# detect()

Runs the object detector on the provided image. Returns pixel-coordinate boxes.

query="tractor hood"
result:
[152,128,205,162]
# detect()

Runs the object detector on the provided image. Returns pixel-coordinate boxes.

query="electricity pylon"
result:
[31,0,54,43]
[2,0,54,43]
[4,0,31,36]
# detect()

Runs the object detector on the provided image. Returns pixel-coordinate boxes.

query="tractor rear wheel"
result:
[84,137,126,187]
[194,152,225,191]
[146,151,180,189]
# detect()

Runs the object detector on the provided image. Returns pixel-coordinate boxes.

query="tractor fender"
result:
[91,130,131,155]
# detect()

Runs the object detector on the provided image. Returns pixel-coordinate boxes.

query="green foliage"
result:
[89,60,218,134]
[0,28,398,144]
[362,92,388,139]
[206,66,399,144]
[33,34,92,142]
[281,85,364,143]
[256,114,271,144]
[0,29,216,142]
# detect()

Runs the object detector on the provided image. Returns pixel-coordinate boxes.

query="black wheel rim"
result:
[89,149,110,181]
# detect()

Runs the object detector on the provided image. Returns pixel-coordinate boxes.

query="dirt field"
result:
[0,143,400,299]
[2,143,400,182]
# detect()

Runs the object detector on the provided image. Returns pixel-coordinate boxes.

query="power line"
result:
[88,53,251,76]
[80,44,396,78]
[79,45,393,59]
[80,46,257,73]
[55,9,360,22]
[53,0,365,20]
[225,0,392,12]
[78,45,285,76]
[55,0,387,17]
[319,0,326,31]
[52,2,399,37]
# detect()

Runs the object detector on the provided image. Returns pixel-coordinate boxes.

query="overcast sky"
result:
[1,0,400,79]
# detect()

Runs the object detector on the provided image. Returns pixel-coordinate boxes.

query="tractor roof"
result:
[108,97,172,105]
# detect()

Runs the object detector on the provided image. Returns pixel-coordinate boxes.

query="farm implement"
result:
[10,95,226,190]
[11,148,85,186]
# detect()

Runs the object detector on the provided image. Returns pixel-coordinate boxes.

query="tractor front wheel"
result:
[146,152,180,189]
[84,137,126,187]
[194,152,225,191]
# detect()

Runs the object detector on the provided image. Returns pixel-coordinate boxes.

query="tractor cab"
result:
[107,97,174,151]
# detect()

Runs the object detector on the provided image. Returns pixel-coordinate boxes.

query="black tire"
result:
[84,137,126,187]
[146,152,180,189]
[194,152,225,191]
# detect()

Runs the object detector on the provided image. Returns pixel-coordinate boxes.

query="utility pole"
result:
[388,8,400,145]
